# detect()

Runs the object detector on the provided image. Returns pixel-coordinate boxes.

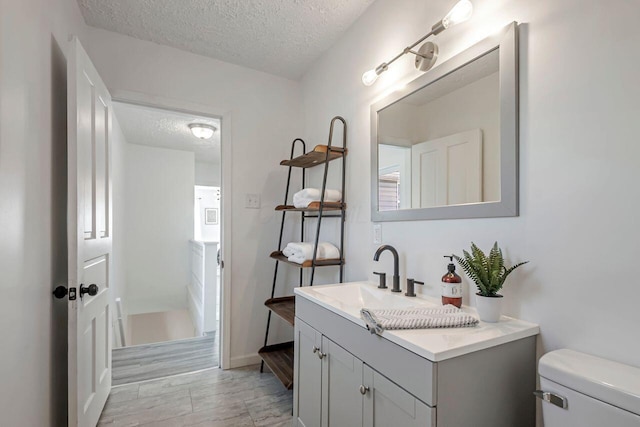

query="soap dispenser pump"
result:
[442,255,462,308]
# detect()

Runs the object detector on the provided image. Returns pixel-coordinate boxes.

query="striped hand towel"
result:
[361,305,479,335]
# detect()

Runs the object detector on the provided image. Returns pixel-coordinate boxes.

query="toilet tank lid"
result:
[539,349,640,415]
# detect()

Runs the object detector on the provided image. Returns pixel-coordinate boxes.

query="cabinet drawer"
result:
[297,296,436,406]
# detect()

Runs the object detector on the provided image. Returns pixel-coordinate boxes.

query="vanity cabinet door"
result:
[321,336,364,427]
[363,365,435,427]
[294,319,323,427]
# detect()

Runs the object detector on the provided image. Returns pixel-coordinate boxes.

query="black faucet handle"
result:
[373,272,387,289]
[405,278,424,297]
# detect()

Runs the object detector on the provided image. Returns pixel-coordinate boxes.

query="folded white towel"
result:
[360,305,478,335]
[293,188,342,208]
[282,242,340,263]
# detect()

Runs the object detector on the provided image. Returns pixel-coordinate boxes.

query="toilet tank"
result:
[538,349,640,427]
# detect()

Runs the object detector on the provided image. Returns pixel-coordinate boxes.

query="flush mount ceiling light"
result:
[188,123,217,139]
[361,0,473,86]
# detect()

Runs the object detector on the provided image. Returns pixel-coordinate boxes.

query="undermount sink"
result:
[304,281,437,311]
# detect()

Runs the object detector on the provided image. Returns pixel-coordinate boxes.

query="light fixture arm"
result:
[361,0,472,86]
[381,29,437,71]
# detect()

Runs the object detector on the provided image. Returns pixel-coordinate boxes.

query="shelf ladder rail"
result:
[260,138,306,373]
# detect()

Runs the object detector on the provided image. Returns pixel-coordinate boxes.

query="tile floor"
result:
[99,365,293,426]
[112,335,218,385]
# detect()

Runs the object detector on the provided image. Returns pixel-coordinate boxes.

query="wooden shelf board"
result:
[265,296,295,326]
[270,251,344,268]
[275,202,345,212]
[258,342,294,390]
[280,145,347,168]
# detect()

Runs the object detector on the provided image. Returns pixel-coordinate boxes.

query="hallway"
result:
[99,365,292,426]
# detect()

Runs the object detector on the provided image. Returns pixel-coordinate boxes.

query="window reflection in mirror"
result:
[378,143,411,211]
[377,48,500,210]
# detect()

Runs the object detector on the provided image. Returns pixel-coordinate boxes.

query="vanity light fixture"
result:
[188,123,217,140]
[361,0,473,86]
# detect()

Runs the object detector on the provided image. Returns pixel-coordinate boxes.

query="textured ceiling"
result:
[77,0,375,79]
[113,102,221,164]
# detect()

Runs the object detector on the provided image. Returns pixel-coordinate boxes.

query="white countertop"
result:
[294,281,539,362]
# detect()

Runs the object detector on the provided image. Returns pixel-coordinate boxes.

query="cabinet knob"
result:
[359,385,370,395]
[312,346,326,359]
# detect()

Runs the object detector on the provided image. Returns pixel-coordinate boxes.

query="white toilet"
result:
[537,349,640,426]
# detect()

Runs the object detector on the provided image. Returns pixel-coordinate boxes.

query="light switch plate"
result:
[245,193,260,209]
[373,223,382,244]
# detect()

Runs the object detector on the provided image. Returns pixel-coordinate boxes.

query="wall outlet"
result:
[373,223,382,244]
[245,193,260,209]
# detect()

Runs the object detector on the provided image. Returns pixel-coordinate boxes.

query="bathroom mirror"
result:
[371,22,518,221]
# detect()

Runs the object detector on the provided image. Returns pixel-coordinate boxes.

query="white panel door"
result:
[411,129,483,208]
[68,36,113,427]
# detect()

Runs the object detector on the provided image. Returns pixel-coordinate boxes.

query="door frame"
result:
[110,89,233,369]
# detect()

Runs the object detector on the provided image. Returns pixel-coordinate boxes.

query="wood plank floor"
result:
[99,365,293,426]
[112,334,218,385]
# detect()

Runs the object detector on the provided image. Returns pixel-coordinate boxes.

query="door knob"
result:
[359,385,370,395]
[80,283,99,297]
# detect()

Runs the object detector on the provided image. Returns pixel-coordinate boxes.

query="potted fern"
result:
[453,242,528,322]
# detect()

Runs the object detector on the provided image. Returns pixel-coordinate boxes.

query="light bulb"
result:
[362,63,388,86]
[442,0,473,29]
[362,69,379,86]
[189,123,216,140]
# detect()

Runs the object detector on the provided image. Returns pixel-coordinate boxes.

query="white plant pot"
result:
[475,293,503,322]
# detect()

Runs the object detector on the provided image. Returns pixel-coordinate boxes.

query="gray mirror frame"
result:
[371,22,519,221]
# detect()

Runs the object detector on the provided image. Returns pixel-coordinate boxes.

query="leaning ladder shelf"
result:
[258,117,347,390]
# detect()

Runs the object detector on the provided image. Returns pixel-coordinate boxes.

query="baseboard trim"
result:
[227,353,261,369]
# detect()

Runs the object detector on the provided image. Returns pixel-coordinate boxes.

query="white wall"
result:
[83,28,304,366]
[111,115,129,347]
[195,160,221,187]
[195,186,221,242]
[124,143,195,314]
[302,0,640,378]
[0,0,87,425]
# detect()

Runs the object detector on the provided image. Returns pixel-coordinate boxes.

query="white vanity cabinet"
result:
[294,318,432,427]
[293,292,537,427]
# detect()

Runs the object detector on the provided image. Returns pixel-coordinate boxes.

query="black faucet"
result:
[373,245,401,292]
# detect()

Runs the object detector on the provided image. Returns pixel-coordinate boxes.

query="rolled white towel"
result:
[283,242,340,263]
[284,242,314,260]
[318,242,339,259]
[282,246,296,258]
[293,188,342,208]
[287,254,308,264]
